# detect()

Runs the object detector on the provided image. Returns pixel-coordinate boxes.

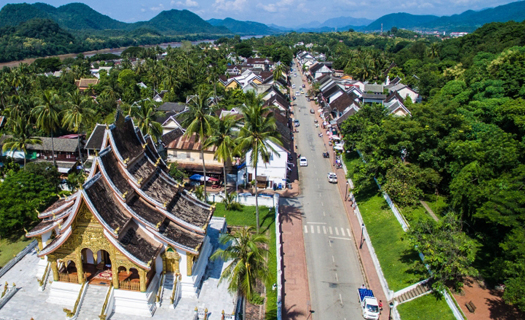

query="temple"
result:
[26,112,216,317]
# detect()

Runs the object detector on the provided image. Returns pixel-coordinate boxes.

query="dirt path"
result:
[420,200,439,221]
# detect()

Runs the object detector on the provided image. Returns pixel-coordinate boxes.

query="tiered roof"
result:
[27,112,214,270]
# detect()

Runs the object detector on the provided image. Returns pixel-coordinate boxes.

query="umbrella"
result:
[190,174,210,181]
[208,177,219,182]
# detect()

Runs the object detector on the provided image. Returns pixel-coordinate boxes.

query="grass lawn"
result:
[343,151,361,180]
[397,293,456,320]
[401,205,434,225]
[425,196,448,218]
[0,234,33,267]
[355,185,425,292]
[212,203,278,319]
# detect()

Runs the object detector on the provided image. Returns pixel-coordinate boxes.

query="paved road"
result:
[287,69,365,320]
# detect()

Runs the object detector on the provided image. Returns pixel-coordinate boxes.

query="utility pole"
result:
[381,23,383,35]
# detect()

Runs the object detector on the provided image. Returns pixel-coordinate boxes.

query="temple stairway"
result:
[160,272,175,308]
[77,285,109,320]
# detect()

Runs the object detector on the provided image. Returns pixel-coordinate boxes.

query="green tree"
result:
[236,93,282,232]
[2,118,42,169]
[32,90,61,167]
[131,100,163,143]
[204,115,239,201]
[211,227,270,318]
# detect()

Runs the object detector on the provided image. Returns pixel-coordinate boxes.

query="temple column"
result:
[112,263,119,289]
[187,253,194,276]
[51,260,59,281]
[37,237,44,260]
[139,269,146,292]
[76,251,85,284]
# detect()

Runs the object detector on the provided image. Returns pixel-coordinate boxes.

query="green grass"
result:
[355,185,425,292]
[212,203,278,319]
[343,151,361,180]
[397,293,456,320]
[425,196,448,218]
[0,234,32,267]
[401,205,433,224]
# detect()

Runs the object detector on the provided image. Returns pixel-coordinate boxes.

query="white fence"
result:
[0,240,37,279]
[207,193,276,208]
[275,194,283,320]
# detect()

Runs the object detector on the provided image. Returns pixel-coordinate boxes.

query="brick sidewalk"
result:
[299,69,389,320]
[281,205,311,320]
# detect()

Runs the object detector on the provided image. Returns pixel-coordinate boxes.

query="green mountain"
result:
[207,18,279,35]
[136,10,229,34]
[0,3,230,35]
[364,13,439,31]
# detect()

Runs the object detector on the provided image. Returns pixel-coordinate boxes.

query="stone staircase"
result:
[394,282,432,304]
[76,285,109,320]
[161,273,175,308]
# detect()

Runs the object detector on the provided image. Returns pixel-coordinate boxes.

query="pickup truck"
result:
[358,288,380,319]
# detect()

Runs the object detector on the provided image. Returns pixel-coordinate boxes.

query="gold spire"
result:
[24,228,28,236]
[163,201,168,208]
[137,178,143,185]
[142,144,147,149]
[122,191,128,199]
[94,149,99,157]
[156,221,162,229]
[155,158,161,167]
[114,227,120,235]
[53,213,56,220]
[124,158,129,164]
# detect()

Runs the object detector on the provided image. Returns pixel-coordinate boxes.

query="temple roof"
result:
[28,110,214,268]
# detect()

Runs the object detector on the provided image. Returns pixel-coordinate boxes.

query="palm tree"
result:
[272,63,286,82]
[61,90,95,166]
[236,93,282,232]
[211,227,270,318]
[32,90,61,167]
[204,114,240,200]
[2,117,42,169]
[131,100,163,143]
[179,86,216,201]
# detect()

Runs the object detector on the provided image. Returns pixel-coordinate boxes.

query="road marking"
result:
[310,225,314,233]
[329,227,333,235]
[323,211,326,217]
[306,222,326,225]
[328,236,352,241]
[317,226,320,233]
[335,228,339,236]
[304,226,308,233]
[335,272,339,282]
[339,294,343,306]
[332,255,335,263]
[340,228,345,236]
[328,240,332,247]
[321,202,324,207]
[347,228,351,237]
[323,226,327,234]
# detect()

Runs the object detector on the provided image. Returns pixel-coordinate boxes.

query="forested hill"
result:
[207,18,279,35]
[0,3,230,36]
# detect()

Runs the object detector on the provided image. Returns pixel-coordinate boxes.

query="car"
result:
[294,119,300,127]
[327,172,338,183]
[310,109,315,114]
[295,91,300,95]
[299,157,308,167]
[302,84,306,88]
[292,84,296,89]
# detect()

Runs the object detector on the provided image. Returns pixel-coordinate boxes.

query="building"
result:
[26,112,218,317]
[75,78,99,92]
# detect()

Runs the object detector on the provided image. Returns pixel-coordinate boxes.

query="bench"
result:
[465,301,476,313]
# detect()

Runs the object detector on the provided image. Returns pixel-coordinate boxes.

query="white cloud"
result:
[150,3,165,11]
[257,3,278,12]
[213,0,247,12]
[172,0,199,7]
[141,8,146,12]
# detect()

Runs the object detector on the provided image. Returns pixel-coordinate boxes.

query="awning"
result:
[256,176,268,182]
[332,135,341,140]
[334,145,344,151]
[190,174,209,181]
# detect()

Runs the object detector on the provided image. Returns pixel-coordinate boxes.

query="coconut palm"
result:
[236,93,282,232]
[211,227,270,318]
[2,117,42,169]
[272,62,286,82]
[61,90,95,166]
[204,114,240,200]
[131,100,163,143]
[179,86,216,201]
[32,90,61,167]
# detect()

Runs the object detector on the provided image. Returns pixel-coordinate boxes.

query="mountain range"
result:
[0,1,525,37]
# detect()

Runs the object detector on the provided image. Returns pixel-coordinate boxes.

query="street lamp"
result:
[345,181,349,200]
[360,223,365,249]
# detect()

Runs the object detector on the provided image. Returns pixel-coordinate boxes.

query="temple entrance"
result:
[164,247,180,273]
[58,260,78,283]
[86,250,112,286]
[118,268,140,291]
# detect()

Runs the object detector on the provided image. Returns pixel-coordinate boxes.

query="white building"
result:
[246,140,290,189]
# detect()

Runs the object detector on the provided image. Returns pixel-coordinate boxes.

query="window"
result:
[172,151,177,158]
[270,153,274,161]
[186,152,191,159]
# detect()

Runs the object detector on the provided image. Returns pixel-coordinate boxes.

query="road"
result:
[286,68,365,319]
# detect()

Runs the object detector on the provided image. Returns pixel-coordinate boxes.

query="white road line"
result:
[340,228,345,236]
[328,240,332,247]
[339,294,343,306]
[335,228,339,236]
[323,211,326,217]
[328,236,352,241]
[347,228,351,237]
[307,222,326,225]
[321,202,324,206]
[304,225,308,233]
[332,256,335,263]
[335,272,339,282]
[329,227,333,235]
[310,225,314,233]
[323,226,327,234]
[317,226,321,233]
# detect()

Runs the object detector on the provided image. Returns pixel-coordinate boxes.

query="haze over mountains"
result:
[0,1,525,36]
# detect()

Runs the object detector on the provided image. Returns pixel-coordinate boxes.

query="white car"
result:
[296,91,300,95]
[299,157,308,167]
[327,172,338,183]
[292,84,296,89]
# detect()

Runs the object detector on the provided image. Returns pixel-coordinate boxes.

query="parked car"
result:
[310,109,315,114]
[323,152,329,158]
[296,91,300,95]
[292,84,296,89]
[299,157,308,167]
[294,119,300,127]
[327,172,337,183]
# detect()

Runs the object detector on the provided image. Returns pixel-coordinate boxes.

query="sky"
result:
[0,0,519,27]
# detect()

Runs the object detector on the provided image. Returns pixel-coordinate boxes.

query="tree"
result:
[2,118,42,169]
[211,227,270,318]
[408,213,479,291]
[61,90,95,166]
[179,86,216,201]
[204,115,239,201]
[272,63,285,82]
[32,90,61,167]
[168,162,187,183]
[131,100,163,143]
[236,93,282,232]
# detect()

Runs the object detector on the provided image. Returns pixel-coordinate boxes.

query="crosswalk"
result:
[303,224,352,238]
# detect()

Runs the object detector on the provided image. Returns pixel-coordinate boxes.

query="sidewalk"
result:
[300,69,389,319]
[281,204,311,320]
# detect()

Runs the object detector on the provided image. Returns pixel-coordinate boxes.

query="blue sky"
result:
[1,0,519,27]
